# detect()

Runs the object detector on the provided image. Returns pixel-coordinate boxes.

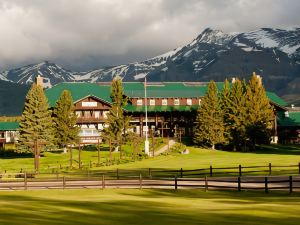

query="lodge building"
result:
[44,80,295,144]
[0,77,298,149]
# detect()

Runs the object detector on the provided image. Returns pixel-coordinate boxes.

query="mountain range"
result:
[0,27,299,115]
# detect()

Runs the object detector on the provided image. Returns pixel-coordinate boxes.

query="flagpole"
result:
[144,76,149,155]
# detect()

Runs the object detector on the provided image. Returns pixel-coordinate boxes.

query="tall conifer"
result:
[193,81,225,149]
[245,74,274,148]
[52,90,80,151]
[18,83,53,171]
[104,76,130,154]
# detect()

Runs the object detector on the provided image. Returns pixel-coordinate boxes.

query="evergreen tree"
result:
[220,79,232,144]
[245,74,274,148]
[18,84,53,171]
[104,76,130,154]
[223,79,249,151]
[193,81,225,149]
[52,90,80,152]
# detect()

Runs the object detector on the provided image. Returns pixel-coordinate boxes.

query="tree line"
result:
[17,76,130,171]
[193,74,274,151]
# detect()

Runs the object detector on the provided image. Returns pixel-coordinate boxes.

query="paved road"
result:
[1,176,299,192]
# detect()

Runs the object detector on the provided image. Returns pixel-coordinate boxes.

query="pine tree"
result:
[223,79,249,151]
[193,81,225,149]
[220,79,232,144]
[18,84,54,171]
[245,74,274,148]
[52,90,80,152]
[104,76,130,155]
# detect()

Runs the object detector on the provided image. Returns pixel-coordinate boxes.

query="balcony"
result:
[77,117,106,123]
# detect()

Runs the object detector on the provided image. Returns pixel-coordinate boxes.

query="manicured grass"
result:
[0,189,299,225]
[1,144,299,174]
[0,138,166,173]
[104,144,300,170]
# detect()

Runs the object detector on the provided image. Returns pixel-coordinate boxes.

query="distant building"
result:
[277,107,300,144]
[0,122,19,150]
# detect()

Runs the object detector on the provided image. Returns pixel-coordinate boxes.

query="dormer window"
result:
[174,99,180,106]
[150,99,155,106]
[187,98,192,105]
[162,99,168,106]
[137,99,143,106]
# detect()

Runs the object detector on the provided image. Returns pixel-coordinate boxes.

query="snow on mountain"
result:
[241,28,300,55]
[0,27,299,90]
[0,61,75,88]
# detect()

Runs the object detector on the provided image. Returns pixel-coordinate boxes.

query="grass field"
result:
[0,189,299,225]
[0,143,300,174]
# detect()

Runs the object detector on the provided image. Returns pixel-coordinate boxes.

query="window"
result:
[103,111,109,119]
[162,99,168,106]
[174,99,180,105]
[186,98,192,105]
[75,111,81,117]
[137,99,143,106]
[150,99,155,106]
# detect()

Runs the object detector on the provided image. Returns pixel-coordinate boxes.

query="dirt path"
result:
[153,139,176,156]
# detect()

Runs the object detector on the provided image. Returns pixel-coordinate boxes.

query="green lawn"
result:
[0,189,299,225]
[1,143,300,175]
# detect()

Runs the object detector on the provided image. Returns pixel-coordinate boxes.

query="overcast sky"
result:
[0,0,299,71]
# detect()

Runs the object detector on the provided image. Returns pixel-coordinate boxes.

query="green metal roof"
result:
[277,111,300,127]
[266,92,287,107]
[45,82,287,109]
[0,122,19,131]
[46,83,112,107]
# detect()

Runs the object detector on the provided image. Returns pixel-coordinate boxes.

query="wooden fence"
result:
[0,172,299,193]
[2,162,300,179]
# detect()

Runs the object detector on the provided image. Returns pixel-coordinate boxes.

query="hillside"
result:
[0,80,30,116]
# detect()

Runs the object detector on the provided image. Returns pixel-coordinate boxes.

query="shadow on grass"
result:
[0,150,33,159]
[0,189,300,225]
[255,144,300,155]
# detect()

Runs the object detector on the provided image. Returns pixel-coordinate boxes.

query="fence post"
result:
[265,177,268,193]
[102,175,105,189]
[269,163,272,175]
[63,176,66,189]
[90,160,92,168]
[298,163,300,174]
[139,173,142,189]
[180,168,183,178]
[24,172,27,190]
[56,171,59,180]
[239,165,242,177]
[289,176,293,193]
[175,176,178,190]
[148,168,152,178]
[205,176,208,192]
[117,168,119,180]
[238,176,241,192]
[210,165,213,177]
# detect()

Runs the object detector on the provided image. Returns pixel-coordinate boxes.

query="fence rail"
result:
[2,162,300,180]
[0,173,300,193]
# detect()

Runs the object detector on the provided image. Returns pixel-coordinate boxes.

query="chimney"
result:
[35,75,44,88]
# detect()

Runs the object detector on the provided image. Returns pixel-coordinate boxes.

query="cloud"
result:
[0,0,299,71]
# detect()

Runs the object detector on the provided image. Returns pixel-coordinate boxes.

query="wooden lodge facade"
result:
[44,81,291,143]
